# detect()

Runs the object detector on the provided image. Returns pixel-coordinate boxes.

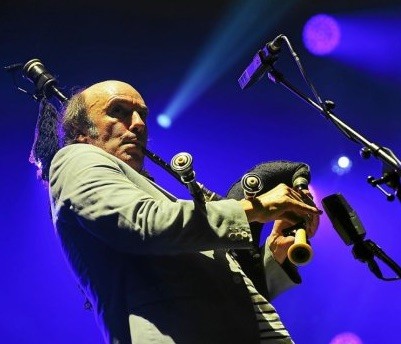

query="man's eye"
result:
[111,106,128,116]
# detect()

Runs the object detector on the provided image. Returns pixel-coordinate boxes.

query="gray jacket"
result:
[49,144,298,344]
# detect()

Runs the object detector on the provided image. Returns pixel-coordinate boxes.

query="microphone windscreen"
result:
[322,193,366,246]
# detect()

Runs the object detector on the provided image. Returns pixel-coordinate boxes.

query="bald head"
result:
[82,80,144,107]
[63,80,149,171]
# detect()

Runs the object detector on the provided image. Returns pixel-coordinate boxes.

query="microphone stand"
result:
[253,38,401,278]
[352,238,401,281]
[241,35,401,202]
[266,66,401,203]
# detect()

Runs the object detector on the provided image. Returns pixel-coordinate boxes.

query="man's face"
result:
[80,80,148,172]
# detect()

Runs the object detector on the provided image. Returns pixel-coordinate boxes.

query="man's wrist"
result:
[239,198,263,223]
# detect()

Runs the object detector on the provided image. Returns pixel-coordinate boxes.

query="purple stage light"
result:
[329,332,363,344]
[303,14,341,55]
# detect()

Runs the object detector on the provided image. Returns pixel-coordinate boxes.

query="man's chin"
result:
[123,154,144,172]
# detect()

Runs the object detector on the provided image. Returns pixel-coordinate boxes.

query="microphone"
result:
[322,193,401,280]
[321,193,366,246]
[170,152,205,203]
[22,58,68,103]
[287,165,314,266]
[238,34,283,90]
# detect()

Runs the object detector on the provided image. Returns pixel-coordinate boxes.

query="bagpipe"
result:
[7,56,401,282]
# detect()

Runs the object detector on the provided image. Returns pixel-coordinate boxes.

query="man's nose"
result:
[128,111,146,132]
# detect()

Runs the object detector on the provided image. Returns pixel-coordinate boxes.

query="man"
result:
[48,80,321,343]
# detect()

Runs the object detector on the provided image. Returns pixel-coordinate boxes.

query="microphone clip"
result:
[352,238,401,281]
[258,42,280,68]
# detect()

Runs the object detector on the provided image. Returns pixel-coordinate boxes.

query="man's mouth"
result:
[122,138,145,147]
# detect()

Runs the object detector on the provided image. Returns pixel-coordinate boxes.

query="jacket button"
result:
[233,274,242,284]
[228,233,237,240]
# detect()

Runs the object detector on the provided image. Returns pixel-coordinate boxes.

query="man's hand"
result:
[266,189,320,264]
[240,183,322,225]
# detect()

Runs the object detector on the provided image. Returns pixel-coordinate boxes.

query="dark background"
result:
[1,1,401,343]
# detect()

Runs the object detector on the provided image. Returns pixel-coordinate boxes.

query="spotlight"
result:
[332,155,352,175]
[160,1,295,124]
[156,114,172,129]
[303,14,341,56]
[338,156,351,169]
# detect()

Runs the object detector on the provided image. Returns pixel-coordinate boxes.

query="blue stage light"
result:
[156,114,172,128]
[332,155,352,175]
[161,0,296,124]
[303,14,341,56]
[337,155,351,169]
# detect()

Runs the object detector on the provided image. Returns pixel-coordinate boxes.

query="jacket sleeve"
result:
[263,246,301,300]
[49,144,254,255]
